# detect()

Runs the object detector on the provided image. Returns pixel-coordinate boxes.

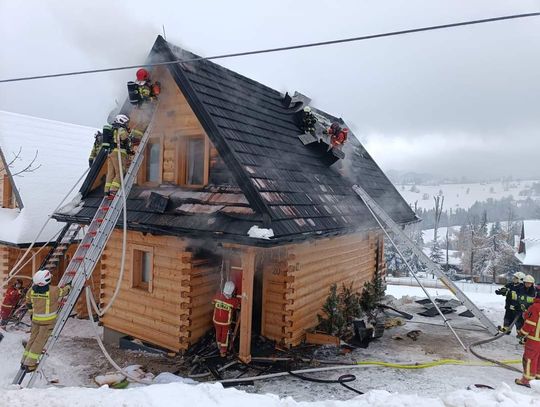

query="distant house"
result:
[53,36,417,361]
[517,220,540,282]
[0,111,96,313]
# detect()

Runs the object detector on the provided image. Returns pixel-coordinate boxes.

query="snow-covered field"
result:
[1,284,539,406]
[397,180,539,211]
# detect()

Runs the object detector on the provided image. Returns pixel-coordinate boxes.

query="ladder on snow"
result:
[13,105,158,387]
[351,184,499,336]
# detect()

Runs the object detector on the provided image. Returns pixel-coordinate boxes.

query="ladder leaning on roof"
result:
[351,184,499,337]
[12,104,159,387]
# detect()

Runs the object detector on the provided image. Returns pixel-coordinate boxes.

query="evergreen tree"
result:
[430,238,444,264]
[317,284,345,336]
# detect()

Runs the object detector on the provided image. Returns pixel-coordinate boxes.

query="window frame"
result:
[131,245,154,293]
[176,134,210,188]
[138,135,164,186]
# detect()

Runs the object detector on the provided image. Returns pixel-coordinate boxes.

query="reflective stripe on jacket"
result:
[26,285,70,324]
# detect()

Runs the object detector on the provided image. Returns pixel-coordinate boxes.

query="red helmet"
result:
[136,68,150,81]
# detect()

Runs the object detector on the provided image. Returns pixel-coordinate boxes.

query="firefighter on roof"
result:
[212,281,240,357]
[103,114,132,197]
[515,285,540,387]
[127,68,161,106]
[0,279,23,326]
[301,106,317,135]
[495,271,524,333]
[326,122,349,147]
[21,269,70,372]
[88,130,103,167]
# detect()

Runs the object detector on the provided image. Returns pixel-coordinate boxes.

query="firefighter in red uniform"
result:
[515,285,540,387]
[1,279,24,326]
[326,122,349,147]
[212,281,240,357]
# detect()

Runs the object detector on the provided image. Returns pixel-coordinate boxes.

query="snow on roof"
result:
[521,242,540,266]
[0,111,95,244]
[523,219,540,243]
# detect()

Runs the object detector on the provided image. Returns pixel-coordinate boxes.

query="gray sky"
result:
[1,0,539,180]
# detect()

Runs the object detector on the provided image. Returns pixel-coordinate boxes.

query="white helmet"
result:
[515,272,526,282]
[223,281,235,298]
[303,106,311,113]
[114,114,129,125]
[33,269,51,286]
[524,275,535,284]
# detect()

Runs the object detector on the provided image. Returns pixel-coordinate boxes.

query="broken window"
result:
[132,246,153,292]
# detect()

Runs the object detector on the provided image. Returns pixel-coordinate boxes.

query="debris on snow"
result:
[95,372,125,387]
[248,225,274,239]
[57,193,84,216]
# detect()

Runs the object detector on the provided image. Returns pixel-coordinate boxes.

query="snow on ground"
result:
[1,285,538,406]
[396,180,539,211]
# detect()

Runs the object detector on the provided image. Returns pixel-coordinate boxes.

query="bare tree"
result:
[0,147,41,176]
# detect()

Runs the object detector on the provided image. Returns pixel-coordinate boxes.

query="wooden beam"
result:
[239,248,256,363]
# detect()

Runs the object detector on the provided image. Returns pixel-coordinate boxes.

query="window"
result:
[178,135,209,187]
[186,137,205,185]
[131,246,153,292]
[139,137,163,185]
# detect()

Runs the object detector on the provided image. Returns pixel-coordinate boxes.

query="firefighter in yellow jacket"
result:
[21,269,70,372]
[103,114,131,196]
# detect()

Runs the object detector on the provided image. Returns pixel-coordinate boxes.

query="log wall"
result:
[260,231,382,347]
[99,230,190,351]
[99,230,224,352]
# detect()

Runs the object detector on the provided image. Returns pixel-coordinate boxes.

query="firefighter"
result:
[0,279,24,326]
[127,68,161,106]
[326,122,349,147]
[517,275,537,331]
[212,281,240,357]
[21,269,70,372]
[495,271,524,333]
[104,114,131,197]
[301,106,317,135]
[515,286,540,387]
[88,130,103,167]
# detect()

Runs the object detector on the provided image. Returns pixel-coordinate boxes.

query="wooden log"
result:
[102,320,183,352]
[287,234,368,257]
[305,331,340,346]
[239,249,256,363]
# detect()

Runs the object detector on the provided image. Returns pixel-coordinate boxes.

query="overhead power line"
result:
[1,12,539,84]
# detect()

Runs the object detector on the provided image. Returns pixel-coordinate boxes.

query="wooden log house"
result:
[54,36,417,361]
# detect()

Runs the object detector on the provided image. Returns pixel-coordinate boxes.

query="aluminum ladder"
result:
[14,105,158,387]
[41,223,82,272]
[352,184,499,336]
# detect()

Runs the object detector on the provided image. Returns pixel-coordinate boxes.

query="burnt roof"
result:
[55,36,417,246]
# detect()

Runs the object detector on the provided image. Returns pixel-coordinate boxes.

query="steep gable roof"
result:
[151,37,416,239]
[0,111,93,245]
[56,37,416,246]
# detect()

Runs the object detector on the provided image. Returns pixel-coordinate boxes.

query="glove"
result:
[89,158,94,167]
[495,289,502,295]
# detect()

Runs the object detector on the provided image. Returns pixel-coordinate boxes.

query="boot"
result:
[23,364,37,373]
[515,378,530,387]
